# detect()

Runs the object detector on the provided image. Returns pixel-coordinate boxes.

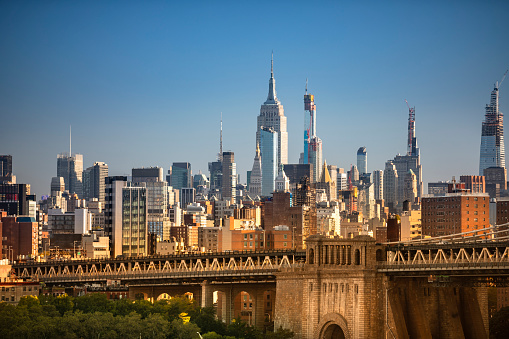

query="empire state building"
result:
[256,55,288,167]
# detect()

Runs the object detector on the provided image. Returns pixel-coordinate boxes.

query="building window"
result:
[283,242,287,247]
[283,234,287,239]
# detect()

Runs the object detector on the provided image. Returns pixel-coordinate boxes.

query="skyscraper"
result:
[357,147,367,175]
[479,80,505,175]
[0,155,13,184]
[256,54,288,167]
[83,162,109,203]
[383,161,398,210]
[222,151,236,203]
[384,102,423,211]
[168,162,192,190]
[303,84,322,183]
[373,170,383,201]
[57,127,83,197]
[260,127,278,196]
[57,153,83,197]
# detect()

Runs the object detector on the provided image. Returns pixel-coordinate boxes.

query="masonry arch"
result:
[234,290,255,326]
[314,312,351,339]
[156,293,171,301]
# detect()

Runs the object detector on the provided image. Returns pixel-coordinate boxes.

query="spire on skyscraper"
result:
[265,52,279,105]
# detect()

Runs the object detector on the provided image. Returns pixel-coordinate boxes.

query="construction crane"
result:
[499,70,508,89]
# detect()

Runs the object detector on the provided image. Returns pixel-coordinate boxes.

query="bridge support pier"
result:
[201,280,213,308]
[254,289,266,330]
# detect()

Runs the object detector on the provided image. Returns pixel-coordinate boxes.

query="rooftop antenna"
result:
[305,78,308,94]
[270,50,274,77]
[219,113,223,162]
[69,125,72,156]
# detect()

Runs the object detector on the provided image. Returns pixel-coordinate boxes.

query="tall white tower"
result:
[256,53,288,167]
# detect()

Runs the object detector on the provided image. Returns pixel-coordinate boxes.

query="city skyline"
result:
[1,1,509,198]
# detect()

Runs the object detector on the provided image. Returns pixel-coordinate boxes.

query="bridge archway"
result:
[234,290,254,326]
[314,313,350,339]
[156,293,171,301]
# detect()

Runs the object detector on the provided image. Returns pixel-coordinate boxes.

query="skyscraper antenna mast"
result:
[69,125,72,156]
[219,113,223,162]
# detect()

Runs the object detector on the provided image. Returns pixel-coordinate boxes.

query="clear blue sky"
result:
[1,0,509,198]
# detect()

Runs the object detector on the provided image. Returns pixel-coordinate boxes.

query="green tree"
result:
[166,318,201,339]
[191,306,226,335]
[53,293,74,315]
[74,293,112,314]
[226,317,261,339]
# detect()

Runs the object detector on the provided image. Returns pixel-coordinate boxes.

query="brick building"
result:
[421,193,490,237]
[263,192,316,249]
[0,215,38,260]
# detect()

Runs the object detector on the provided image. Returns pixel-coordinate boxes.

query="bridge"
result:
[13,249,306,284]
[11,233,509,338]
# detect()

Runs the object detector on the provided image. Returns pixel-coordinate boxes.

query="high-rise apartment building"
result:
[83,162,108,203]
[222,152,236,204]
[121,185,147,257]
[373,170,383,201]
[357,147,367,175]
[256,55,288,168]
[167,163,192,191]
[260,127,278,197]
[479,80,505,175]
[302,86,322,183]
[422,193,490,237]
[57,153,83,197]
[383,161,398,210]
[104,176,127,257]
[131,170,171,240]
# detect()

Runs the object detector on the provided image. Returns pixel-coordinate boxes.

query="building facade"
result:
[421,193,490,237]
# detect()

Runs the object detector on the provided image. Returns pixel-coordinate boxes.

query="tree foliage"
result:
[0,294,294,339]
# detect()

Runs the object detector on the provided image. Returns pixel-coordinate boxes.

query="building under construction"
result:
[479,76,506,176]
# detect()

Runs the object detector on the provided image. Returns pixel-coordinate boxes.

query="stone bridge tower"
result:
[274,235,385,339]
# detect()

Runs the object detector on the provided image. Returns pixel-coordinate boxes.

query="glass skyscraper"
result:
[480,81,505,175]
